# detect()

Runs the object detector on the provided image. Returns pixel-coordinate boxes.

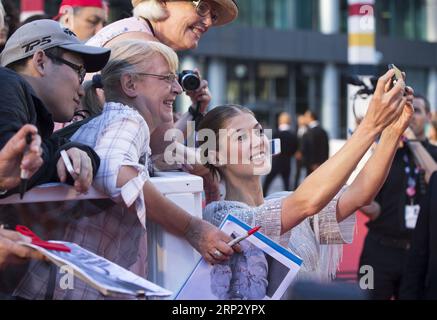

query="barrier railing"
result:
[0,171,203,298]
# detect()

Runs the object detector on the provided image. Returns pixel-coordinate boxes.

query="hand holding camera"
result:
[179,69,211,115]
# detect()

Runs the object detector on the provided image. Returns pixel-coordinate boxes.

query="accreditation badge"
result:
[405,205,420,229]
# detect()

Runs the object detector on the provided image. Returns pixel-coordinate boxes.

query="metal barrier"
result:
[0,171,203,298]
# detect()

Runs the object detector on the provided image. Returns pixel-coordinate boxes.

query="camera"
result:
[178,70,201,91]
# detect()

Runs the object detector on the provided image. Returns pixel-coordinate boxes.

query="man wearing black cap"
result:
[0,19,111,197]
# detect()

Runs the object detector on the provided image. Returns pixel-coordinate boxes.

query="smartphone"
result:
[388,64,403,90]
[270,139,281,156]
[60,150,78,179]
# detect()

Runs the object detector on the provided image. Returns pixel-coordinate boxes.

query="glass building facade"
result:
[235,0,320,31]
[34,0,432,41]
[219,0,430,41]
[376,0,428,41]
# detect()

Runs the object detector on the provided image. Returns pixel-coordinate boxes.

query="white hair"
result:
[0,2,5,30]
[132,0,169,22]
[101,40,179,101]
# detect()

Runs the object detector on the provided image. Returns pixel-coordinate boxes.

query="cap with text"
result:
[0,19,110,72]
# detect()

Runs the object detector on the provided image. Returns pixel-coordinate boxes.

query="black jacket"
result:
[274,129,298,160]
[400,172,437,300]
[301,124,329,167]
[0,67,100,197]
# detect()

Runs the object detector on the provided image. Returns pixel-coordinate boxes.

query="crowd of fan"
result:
[0,0,436,301]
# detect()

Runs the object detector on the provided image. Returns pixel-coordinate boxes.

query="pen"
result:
[19,132,33,199]
[227,226,261,247]
[60,150,78,179]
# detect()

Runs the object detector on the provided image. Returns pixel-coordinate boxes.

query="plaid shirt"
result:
[13,102,152,299]
[72,102,151,229]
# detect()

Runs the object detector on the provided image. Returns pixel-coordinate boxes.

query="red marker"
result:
[16,225,71,253]
[227,226,261,247]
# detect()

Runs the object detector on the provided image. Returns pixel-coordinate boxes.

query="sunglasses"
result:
[45,52,86,84]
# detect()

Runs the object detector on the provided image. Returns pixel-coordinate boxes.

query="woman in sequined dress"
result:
[200,70,414,283]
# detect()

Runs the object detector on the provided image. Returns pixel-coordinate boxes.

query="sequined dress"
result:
[203,189,356,283]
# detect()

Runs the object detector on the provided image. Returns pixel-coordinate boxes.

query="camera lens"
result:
[179,71,201,91]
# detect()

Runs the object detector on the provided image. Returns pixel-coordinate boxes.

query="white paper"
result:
[176,215,302,300]
[20,241,172,298]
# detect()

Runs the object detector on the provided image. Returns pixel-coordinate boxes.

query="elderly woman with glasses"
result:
[88,0,237,51]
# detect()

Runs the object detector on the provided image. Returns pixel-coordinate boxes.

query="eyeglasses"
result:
[45,52,86,84]
[193,1,218,23]
[135,72,178,84]
[173,0,218,24]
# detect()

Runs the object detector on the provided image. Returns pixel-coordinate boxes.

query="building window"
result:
[235,0,320,31]
[375,0,427,41]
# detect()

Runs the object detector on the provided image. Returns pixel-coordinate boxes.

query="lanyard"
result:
[403,149,424,205]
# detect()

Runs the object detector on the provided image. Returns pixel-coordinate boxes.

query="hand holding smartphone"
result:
[270,139,281,156]
[388,64,404,90]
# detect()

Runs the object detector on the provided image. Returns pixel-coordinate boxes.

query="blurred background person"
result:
[428,120,437,146]
[263,112,298,195]
[401,172,437,300]
[359,94,437,300]
[400,137,437,300]
[54,0,107,42]
[294,114,308,189]
[301,110,330,176]
[0,0,19,53]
